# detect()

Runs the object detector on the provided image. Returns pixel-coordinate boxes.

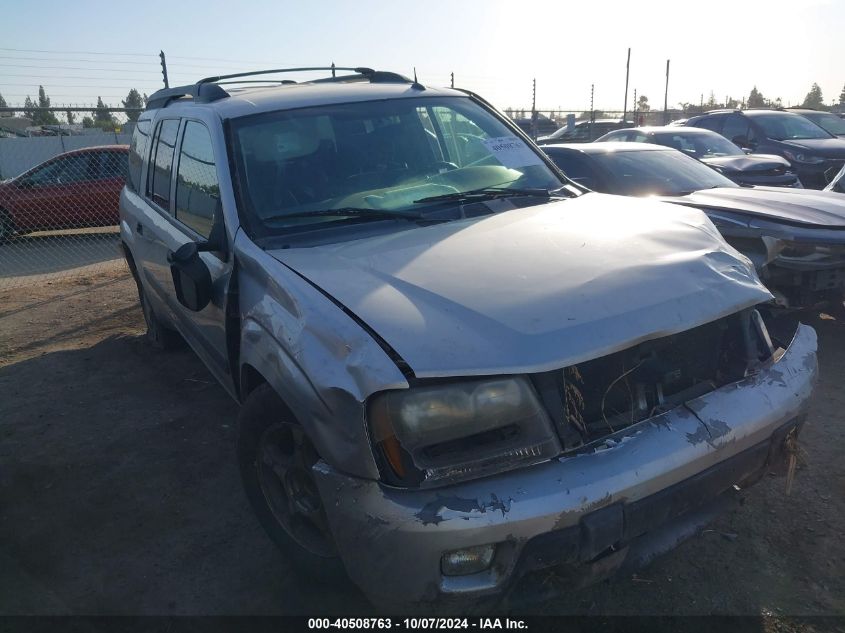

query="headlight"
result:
[368,377,560,487]
[783,150,825,165]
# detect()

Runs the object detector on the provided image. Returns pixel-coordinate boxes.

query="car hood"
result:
[665,187,845,228]
[269,194,770,378]
[701,154,790,172]
[779,138,845,158]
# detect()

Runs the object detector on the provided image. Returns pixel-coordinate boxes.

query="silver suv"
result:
[120,66,817,611]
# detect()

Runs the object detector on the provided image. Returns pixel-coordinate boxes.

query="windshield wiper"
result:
[263,207,428,223]
[413,187,564,204]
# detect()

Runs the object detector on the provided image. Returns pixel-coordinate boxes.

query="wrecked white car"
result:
[119,66,818,611]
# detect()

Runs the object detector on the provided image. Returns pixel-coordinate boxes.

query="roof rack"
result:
[145,65,415,110]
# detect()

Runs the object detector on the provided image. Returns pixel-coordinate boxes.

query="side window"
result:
[147,119,180,211]
[722,115,750,145]
[630,132,648,142]
[693,115,725,133]
[128,119,151,192]
[175,121,220,238]
[95,151,127,180]
[30,154,96,185]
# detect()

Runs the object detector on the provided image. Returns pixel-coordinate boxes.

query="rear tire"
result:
[137,280,182,350]
[237,384,346,584]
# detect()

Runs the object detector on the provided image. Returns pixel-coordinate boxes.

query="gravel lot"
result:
[1,268,843,618]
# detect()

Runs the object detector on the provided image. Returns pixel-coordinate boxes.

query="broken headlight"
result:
[368,377,561,487]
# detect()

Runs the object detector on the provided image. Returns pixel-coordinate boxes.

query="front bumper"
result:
[313,324,818,611]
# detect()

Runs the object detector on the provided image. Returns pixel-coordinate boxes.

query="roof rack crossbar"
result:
[197,66,374,84]
[146,65,413,110]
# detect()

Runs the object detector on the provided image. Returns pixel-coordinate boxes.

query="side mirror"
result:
[168,242,213,312]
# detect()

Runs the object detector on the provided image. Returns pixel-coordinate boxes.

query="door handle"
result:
[136,222,144,236]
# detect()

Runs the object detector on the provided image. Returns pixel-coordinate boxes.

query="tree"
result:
[93,97,117,130]
[66,110,75,125]
[840,84,845,105]
[122,88,144,122]
[637,94,650,111]
[0,92,6,108]
[82,116,95,129]
[802,83,825,109]
[747,86,766,108]
[23,96,36,120]
[706,91,718,109]
[33,85,59,125]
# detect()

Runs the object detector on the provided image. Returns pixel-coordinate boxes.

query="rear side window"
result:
[147,119,180,211]
[127,119,151,191]
[693,115,725,133]
[175,121,219,238]
[96,151,127,180]
[722,115,750,145]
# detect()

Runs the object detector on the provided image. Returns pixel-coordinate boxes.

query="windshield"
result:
[651,131,743,158]
[229,96,564,236]
[752,113,832,141]
[803,112,845,136]
[591,148,738,196]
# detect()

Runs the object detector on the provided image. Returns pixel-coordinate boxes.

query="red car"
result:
[0,145,128,240]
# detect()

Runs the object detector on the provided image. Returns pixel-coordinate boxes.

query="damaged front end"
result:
[367,307,778,490]
[313,314,817,611]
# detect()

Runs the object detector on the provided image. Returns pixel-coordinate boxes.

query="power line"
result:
[0,47,155,57]
[0,63,160,74]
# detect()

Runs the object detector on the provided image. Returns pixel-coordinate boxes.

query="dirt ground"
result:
[0,267,843,619]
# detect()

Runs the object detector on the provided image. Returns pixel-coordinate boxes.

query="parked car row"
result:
[684,109,845,189]
[542,142,845,307]
[115,67,822,612]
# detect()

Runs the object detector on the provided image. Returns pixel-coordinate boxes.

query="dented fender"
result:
[235,234,408,480]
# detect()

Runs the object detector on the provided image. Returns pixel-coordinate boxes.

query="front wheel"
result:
[0,210,17,244]
[237,384,346,583]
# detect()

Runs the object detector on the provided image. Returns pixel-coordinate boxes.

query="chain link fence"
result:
[0,108,135,289]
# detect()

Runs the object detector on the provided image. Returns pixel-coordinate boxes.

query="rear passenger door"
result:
[139,118,235,391]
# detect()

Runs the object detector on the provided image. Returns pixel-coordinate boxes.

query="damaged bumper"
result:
[313,324,818,610]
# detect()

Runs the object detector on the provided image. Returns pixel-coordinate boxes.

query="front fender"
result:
[235,234,409,480]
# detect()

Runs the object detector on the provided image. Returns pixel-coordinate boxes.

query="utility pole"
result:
[450,72,454,88]
[531,78,537,140]
[663,59,670,124]
[622,47,631,122]
[159,50,169,89]
[633,88,637,123]
[590,83,595,140]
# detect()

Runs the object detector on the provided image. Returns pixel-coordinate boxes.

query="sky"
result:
[1,0,842,114]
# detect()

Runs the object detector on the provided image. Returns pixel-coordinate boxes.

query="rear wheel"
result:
[238,384,346,583]
[136,277,182,350]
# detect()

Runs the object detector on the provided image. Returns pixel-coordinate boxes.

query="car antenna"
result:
[411,66,425,91]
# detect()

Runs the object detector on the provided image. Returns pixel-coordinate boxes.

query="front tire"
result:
[0,210,17,244]
[237,384,346,583]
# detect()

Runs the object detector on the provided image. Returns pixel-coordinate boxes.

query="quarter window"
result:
[722,115,750,145]
[128,119,151,191]
[175,121,220,238]
[147,119,180,211]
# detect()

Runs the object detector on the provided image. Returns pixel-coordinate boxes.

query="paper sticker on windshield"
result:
[482,136,545,168]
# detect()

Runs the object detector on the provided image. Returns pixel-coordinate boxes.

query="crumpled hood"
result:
[666,186,845,228]
[779,138,845,159]
[270,193,771,378]
[701,154,790,172]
